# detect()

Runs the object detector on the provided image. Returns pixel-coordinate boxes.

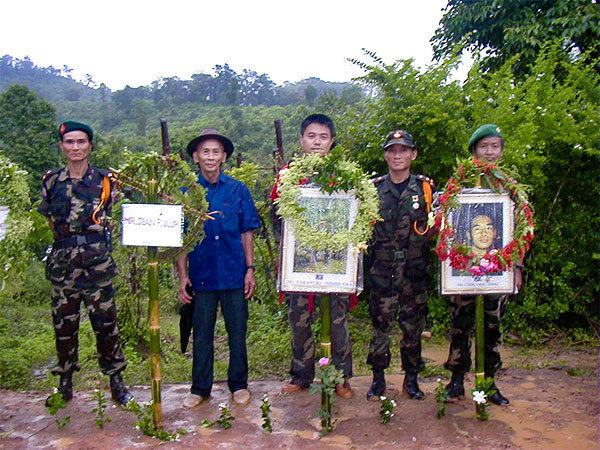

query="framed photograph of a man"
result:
[279,187,361,294]
[440,190,515,295]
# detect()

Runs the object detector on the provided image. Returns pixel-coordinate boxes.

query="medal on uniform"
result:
[412,195,420,209]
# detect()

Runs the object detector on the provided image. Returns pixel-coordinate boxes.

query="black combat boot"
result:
[110,373,133,406]
[402,371,424,400]
[445,372,465,399]
[366,368,386,401]
[489,382,509,405]
[46,373,73,407]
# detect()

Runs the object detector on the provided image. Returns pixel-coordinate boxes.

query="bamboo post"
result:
[147,162,163,429]
[474,294,485,416]
[320,294,332,430]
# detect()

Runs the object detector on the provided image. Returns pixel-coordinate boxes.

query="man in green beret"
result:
[38,121,132,407]
[443,124,524,406]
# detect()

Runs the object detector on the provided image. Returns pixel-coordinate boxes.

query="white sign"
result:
[0,207,8,242]
[121,204,183,247]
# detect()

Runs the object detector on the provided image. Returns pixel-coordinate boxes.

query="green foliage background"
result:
[0,1,597,391]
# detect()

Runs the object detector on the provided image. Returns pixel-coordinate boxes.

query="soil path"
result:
[1,344,597,449]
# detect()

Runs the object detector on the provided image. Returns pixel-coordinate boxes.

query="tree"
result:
[432,0,600,74]
[304,85,317,105]
[347,45,599,336]
[0,85,60,191]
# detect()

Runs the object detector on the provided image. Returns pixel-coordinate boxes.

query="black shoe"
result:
[46,374,73,407]
[110,373,133,406]
[366,369,386,401]
[489,383,509,405]
[402,372,424,400]
[445,372,465,399]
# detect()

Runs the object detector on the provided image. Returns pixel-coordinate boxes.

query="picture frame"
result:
[440,189,515,295]
[0,206,8,242]
[279,187,361,294]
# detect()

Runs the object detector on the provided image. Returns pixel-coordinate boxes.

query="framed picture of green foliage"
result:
[440,191,515,295]
[279,187,361,294]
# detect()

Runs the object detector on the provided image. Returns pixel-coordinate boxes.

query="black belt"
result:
[53,233,106,249]
[375,249,406,262]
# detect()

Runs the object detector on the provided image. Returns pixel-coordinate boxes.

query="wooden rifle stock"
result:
[160,118,171,156]
[273,119,284,169]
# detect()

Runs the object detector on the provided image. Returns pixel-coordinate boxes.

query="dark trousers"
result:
[191,288,248,397]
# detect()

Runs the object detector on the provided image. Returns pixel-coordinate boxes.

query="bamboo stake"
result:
[474,294,485,417]
[320,294,332,430]
[147,163,163,429]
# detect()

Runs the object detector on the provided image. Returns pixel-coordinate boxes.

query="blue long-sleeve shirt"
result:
[188,172,261,291]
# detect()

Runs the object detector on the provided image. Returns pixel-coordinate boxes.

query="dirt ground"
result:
[1,343,597,449]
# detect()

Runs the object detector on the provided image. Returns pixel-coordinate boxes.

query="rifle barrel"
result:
[274,119,284,161]
[160,118,171,156]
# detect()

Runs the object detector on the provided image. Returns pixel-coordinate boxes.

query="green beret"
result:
[468,124,502,152]
[58,121,93,142]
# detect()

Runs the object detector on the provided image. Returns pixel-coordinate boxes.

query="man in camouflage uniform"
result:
[366,129,434,401]
[444,124,523,405]
[38,121,132,406]
[271,114,354,398]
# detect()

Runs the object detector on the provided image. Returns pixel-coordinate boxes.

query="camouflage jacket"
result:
[38,166,113,241]
[369,173,434,281]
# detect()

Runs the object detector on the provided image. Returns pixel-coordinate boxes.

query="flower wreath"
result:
[275,150,380,252]
[434,157,535,276]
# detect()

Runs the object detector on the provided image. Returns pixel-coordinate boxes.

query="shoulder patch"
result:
[417,174,435,187]
[372,175,385,184]
[42,168,60,181]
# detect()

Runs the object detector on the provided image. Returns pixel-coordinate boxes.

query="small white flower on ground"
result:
[380,396,386,400]
[391,400,396,407]
[473,390,487,404]
[436,378,441,383]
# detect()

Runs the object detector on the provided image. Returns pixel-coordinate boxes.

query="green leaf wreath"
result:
[274,149,380,252]
[110,150,212,261]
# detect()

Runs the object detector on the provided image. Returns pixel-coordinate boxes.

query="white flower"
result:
[436,378,441,383]
[391,400,396,407]
[219,402,227,409]
[380,396,386,400]
[473,390,487,404]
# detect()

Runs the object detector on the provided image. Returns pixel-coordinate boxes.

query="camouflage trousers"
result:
[444,295,506,377]
[46,243,127,376]
[367,272,428,373]
[287,293,352,386]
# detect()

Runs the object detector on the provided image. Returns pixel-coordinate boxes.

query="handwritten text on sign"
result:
[121,204,183,247]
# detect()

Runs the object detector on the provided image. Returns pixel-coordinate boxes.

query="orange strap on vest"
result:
[413,181,432,236]
[92,176,111,225]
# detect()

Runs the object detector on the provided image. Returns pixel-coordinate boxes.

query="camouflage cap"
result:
[58,121,93,141]
[468,124,503,152]
[383,130,416,149]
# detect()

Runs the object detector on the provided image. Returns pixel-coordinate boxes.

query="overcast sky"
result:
[2,0,450,90]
